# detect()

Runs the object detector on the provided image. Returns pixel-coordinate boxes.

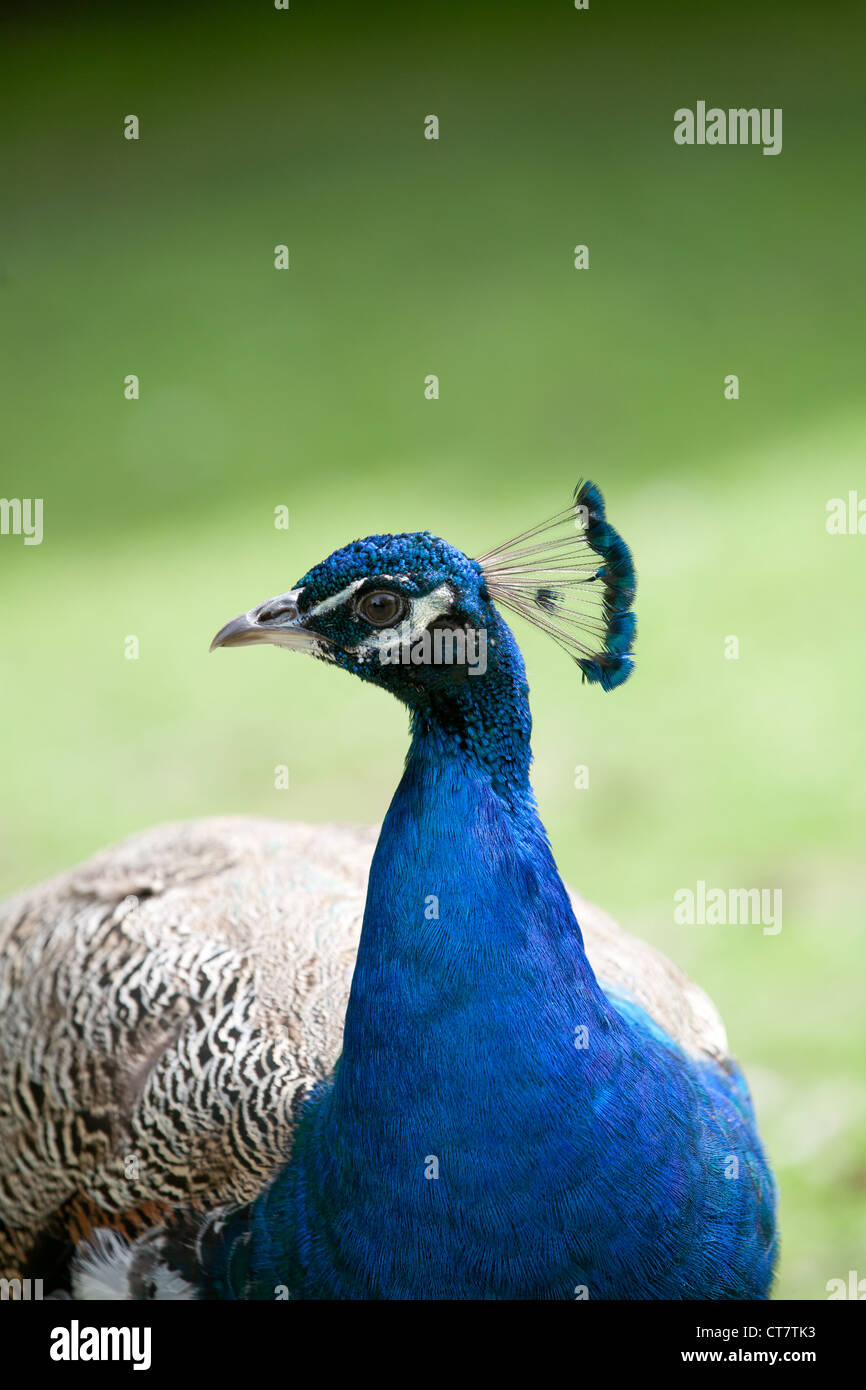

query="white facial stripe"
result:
[305,578,365,619]
[407,584,455,637]
[358,583,455,656]
[304,578,456,657]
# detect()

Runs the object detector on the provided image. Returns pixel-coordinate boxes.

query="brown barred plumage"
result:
[0,814,726,1279]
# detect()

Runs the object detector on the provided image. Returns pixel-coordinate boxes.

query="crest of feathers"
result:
[475,480,636,690]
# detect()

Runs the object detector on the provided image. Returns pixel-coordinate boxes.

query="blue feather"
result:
[202,485,776,1300]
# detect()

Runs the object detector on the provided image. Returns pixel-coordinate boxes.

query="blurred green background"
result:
[2,0,864,1298]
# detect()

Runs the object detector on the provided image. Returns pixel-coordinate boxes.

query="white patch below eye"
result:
[355,583,455,657]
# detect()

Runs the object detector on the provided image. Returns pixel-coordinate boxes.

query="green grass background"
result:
[1,1,864,1298]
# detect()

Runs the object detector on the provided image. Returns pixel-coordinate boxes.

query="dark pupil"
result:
[364,592,400,624]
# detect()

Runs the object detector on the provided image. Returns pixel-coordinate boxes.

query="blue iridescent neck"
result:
[253,616,615,1298]
[404,608,534,799]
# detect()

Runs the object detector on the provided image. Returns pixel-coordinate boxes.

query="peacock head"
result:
[210,481,636,710]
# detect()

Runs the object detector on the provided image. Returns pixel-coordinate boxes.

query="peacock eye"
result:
[355,590,407,626]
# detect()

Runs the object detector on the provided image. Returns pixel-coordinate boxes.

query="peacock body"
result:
[0,484,777,1299]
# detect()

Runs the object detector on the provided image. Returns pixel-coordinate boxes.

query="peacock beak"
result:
[210,589,323,654]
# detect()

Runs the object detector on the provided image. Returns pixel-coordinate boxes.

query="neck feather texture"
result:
[206,649,777,1300]
[203,621,777,1300]
[260,671,622,1297]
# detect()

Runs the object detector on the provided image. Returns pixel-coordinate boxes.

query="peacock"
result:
[0,482,777,1299]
